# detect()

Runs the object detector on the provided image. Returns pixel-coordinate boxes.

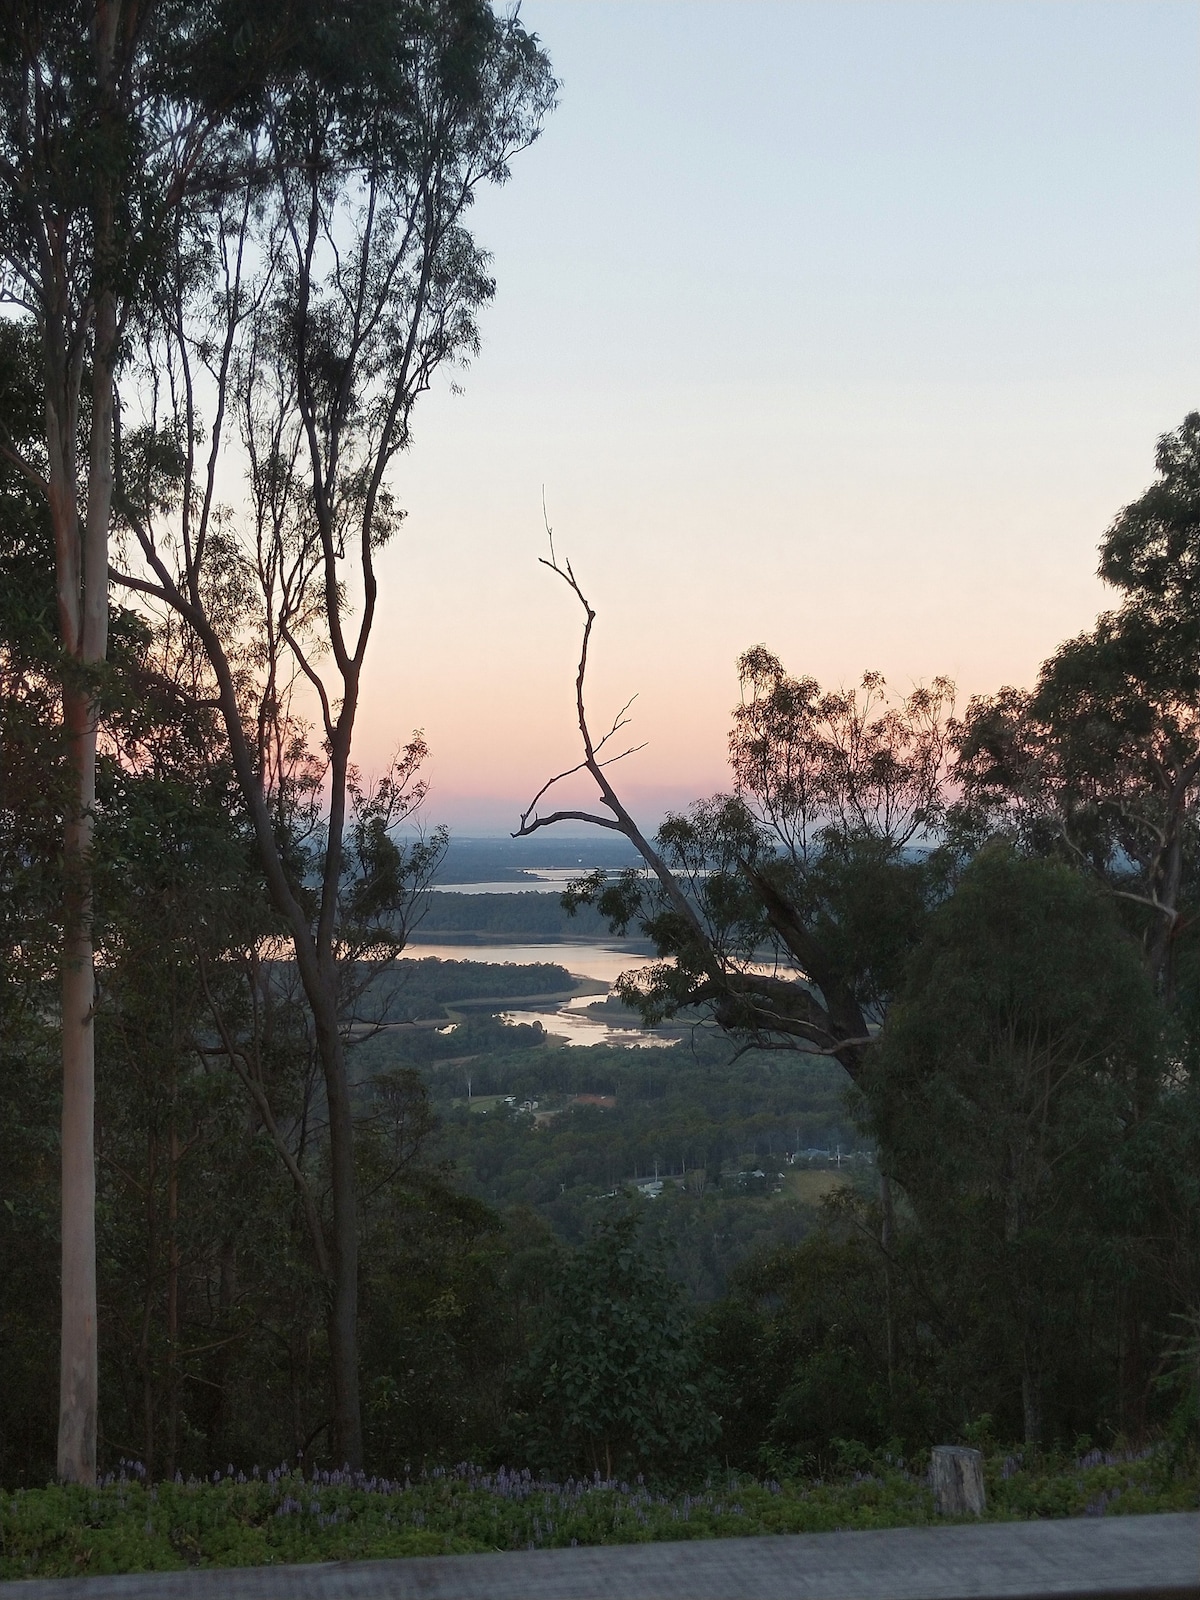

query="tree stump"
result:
[930,1445,987,1516]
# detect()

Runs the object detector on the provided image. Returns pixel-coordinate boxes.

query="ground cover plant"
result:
[1,1449,1195,1580]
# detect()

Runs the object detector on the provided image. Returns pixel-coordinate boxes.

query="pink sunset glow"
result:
[350,1,1196,834]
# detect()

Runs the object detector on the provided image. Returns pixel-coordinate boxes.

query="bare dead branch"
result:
[517,808,626,834]
[517,528,894,1077]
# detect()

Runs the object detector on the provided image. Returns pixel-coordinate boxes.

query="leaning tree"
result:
[516,536,957,1080]
[518,418,1200,1067]
[514,537,957,1386]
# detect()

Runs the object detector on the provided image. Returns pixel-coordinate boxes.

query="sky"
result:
[356,0,1200,836]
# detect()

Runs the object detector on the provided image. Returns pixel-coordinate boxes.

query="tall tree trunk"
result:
[166,1119,181,1477]
[312,988,361,1468]
[57,679,98,1483]
[880,1169,896,1397]
[1021,1365,1042,1448]
[41,0,121,1478]
[51,270,115,1484]
[195,639,366,1467]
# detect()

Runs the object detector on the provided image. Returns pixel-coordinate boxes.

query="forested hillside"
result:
[413,892,617,940]
[352,956,578,1023]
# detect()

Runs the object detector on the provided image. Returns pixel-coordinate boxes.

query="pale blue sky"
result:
[363,0,1200,832]
[481,0,1194,388]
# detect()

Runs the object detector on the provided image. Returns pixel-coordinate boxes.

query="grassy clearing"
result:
[461,1094,510,1114]
[1,1450,1195,1580]
[784,1169,853,1203]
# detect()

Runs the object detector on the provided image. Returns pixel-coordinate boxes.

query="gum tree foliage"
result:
[955,414,1200,997]
[866,846,1166,1447]
[945,419,1200,1438]
[107,3,556,1467]
[700,1217,945,1475]
[1,535,488,1480]
[359,1185,549,1469]
[89,643,507,1479]
[89,667,285,1478]
[514,1209,718,1480]
[0,322,63,1485]
[0,324,63,1006]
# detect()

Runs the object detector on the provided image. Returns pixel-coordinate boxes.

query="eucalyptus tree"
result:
[0,0,297,1481]
[869,845,1163,1445]
[518,545,956,1079]
[0,0,553,1481]
[519,427,1200,1443]
[955,413,1200,997]
[516,1208,718,1479]
[111,4,555,1467]
[515,547,956,1393]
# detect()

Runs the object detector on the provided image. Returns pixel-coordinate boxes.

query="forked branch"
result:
[515,532,881,1077]
[515,533,716,958]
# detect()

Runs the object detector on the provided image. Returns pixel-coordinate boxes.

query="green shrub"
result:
[1,1448,1195,1581]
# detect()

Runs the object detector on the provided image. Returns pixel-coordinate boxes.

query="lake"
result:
[497,992,681,1050]
[428,868,583,895]
[427,868,669,895]
[402,938,674,1048]
[404,939,658,987]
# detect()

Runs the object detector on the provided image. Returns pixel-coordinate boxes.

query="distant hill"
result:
[355,955,576,1022]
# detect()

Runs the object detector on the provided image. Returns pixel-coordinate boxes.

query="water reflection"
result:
[498,993,680,1050]
[405,940,657,987]
[429,869,588,895]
